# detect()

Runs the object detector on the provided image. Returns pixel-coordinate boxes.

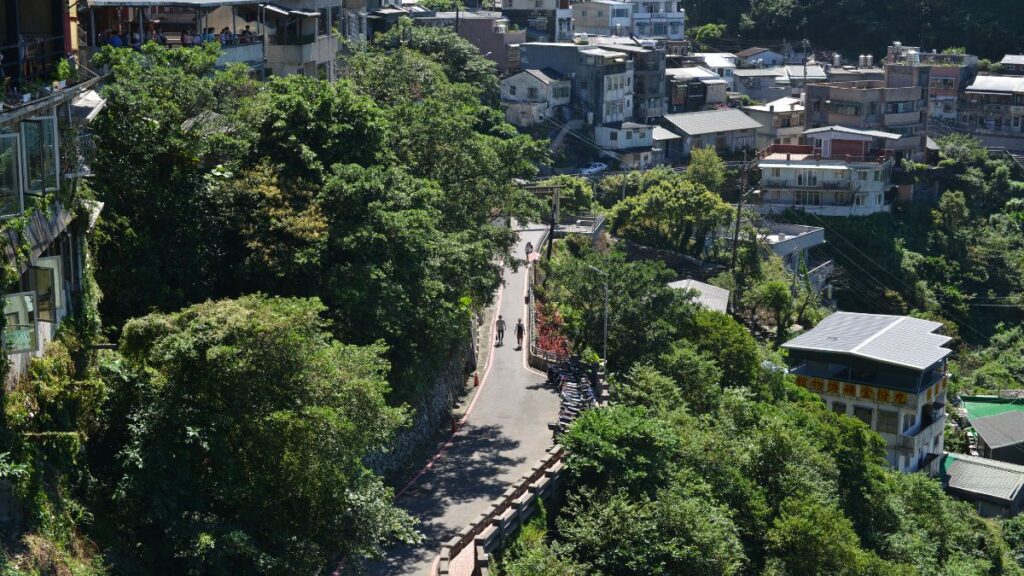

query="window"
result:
[509,85,517,96]
[796,190,820,205]
[4,292,37,354]
[0,134,22,218]
[853,406,873,426]
[875,193,882,205]
[877,410,898,434]
[610,132,618,141]
[832,401,846,415]
[29,266,56,323]
[21,117,59,195]
[903,412,917,432]
[873,170,881,181]
[857,170,868,180]
[319,8,330,35]
[626,130,633,140]
[527,87,538,99]
[639,130,646,138]
[854,195,864,206]
[771,167,781,177]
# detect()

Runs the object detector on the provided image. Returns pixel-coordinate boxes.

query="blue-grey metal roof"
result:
[944,453,1024,503]
[661,109,762,136]
[972,412,1024,449]
[782,311,951,370]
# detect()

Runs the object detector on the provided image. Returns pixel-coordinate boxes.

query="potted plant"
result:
[55,59,72,89]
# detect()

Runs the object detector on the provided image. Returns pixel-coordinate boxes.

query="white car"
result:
[579,162,608,176]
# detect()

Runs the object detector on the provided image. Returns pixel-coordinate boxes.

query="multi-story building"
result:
[501,0,572,42]
[732,67,790,102]
[754,126,901,217]
[784,312,951,473]
[78,1,342,78]
[885,43,978,120]
[690,52,735,89]
[761,223,832,293]
[453,12,526,73]
[743,96,804,149]
[520,42,634,126]
[628,0,683,40]
[571,1,633,37]
[735,47,785,68]
[501,68,571,126]
[588,37,665,121]
[665,66,726,112]
[805,79,929,161]
[959,76,1024,137]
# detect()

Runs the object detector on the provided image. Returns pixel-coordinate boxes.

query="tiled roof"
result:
[782,311,951,370]
[661,109,762,136]
[943,453,1024,503]
[736,46,776,59]
[972,412,1024,449]
[524,68,565,84]
[667,279,729,313]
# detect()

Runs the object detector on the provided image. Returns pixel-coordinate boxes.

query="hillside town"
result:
[3,1,1024,575]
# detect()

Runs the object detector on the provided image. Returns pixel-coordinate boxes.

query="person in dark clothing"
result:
[515,318,525,349]
[495,315,506,346]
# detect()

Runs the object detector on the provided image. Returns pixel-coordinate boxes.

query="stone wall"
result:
[366,330,476,478]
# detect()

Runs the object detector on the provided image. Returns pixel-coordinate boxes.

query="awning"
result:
[71,89,106,124]
[263,3,289,15]
[87,0,259,7]
[290,10,320,17]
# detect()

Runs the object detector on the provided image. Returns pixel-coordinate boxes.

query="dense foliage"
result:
[504,235,1022,576]
[682,0,1024,60]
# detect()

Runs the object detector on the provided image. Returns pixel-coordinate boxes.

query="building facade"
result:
[805,79,929,161]
[885,43,977,121]
[784,312,951,473]
[501,68,571,126]
[571,0,632,37]
[595,121,654,167]
[660,108,760,157]
[959,76,1024,137]
[743,96,804,149]
[501,0,572,42]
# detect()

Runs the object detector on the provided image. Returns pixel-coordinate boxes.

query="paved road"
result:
[366,227,559,576]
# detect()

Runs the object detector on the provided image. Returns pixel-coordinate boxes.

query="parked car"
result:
[579,162,608,175]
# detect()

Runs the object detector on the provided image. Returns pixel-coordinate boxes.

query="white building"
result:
[629,0,684,39]
[501,68,571,127]
[571,0,633,36]
[755,126,902,217]
[784,312,950,473]
[595,122,655,167]
[691,53,736,89]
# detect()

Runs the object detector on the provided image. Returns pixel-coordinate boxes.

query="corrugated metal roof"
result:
[652,126,681,141]
[524,68,565,84]
[667,279,729,313]
[744,96,803,112]
[944,453,1024,503]
[803,125,902,140]
[966,76,1024,94]
[88,0,256,5]
[1000,55,1024,66]
[661,109,761,136]
[782,311,951,370]
[785,64,827,79]
[736,46,776,58]
[733,67,786,77]
[666,66,719,80]
[972,412,1024,449]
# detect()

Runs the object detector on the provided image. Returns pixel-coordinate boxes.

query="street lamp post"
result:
[586,264,609,364]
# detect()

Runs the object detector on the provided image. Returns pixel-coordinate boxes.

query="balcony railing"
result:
[761,179,852,190]
[270,33,316,46]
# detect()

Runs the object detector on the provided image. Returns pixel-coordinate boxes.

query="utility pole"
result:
[802,38,810,89]
[729,152,750,314]
[546,187,559,261]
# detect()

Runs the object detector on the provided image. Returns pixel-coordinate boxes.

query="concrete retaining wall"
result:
[435,445,566,576]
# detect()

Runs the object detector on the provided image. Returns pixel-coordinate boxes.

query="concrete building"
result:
[665,66,726,112]
[501,68,571,127]
[743,96,804,149]
[690,53,735,89]
[735,47,785,68]
[732,67,790,102]
[626,0,684,40]
[959,76,1024,137]
[784,63,827,89]
[941,453,1024,517]
[885,43,978,120]
[999,55,1024,76]
[754,127,902,217]
[520,43,634,126]
[785,312,951,473]
[588,37,666,121]
[421,11,527,73]
[660,108,760,157]
[827,66,886,83]
[595,121,655,167]
[761,223,832,293]
[501,0,572,42]
[571,0,632,37]
[805,79,929,161]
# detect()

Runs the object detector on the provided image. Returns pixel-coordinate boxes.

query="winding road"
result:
[366,226,560,576]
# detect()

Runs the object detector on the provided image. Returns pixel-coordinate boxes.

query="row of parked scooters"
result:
[546,357,598,438]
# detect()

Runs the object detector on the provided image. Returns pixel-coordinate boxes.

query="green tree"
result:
[112,296,417,574]
[537,175,597,217]
[611,364,684,414]
[683,146,729,196]
[654,341,723,413]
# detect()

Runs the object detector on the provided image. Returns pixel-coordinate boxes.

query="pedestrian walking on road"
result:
[515,318,525,350]
[495,315,506,346]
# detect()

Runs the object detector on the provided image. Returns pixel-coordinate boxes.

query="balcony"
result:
[270,33,316,45]
[896,408,945,452]
[761,179,852,191]
[215,41,265,68]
